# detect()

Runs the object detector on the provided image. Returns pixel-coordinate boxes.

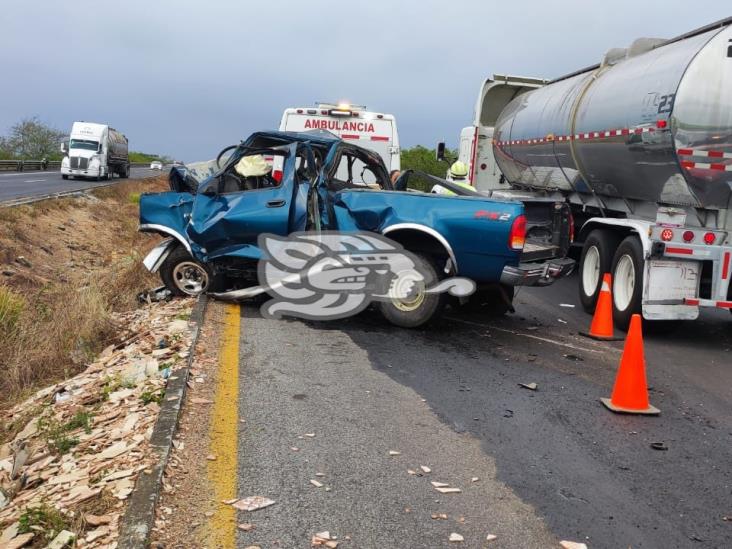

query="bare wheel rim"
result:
[390,270,427,312]
[172,261,209,295]
[613,255,635,311]
[582,245,601,298]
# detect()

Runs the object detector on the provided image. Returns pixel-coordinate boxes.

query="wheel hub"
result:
[172,261,209,295]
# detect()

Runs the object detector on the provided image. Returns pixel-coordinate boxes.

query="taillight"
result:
[703,232,716,245]
[509,215,527,250]
[661,228,674,241]
[682,230,694,242]
[569,212,575,243]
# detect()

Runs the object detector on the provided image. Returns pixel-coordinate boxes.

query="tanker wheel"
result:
[611,236,643,331]
[578,229,620,313]
[62,175,68,180]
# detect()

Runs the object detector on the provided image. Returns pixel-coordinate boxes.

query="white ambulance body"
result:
[279,104,400,172]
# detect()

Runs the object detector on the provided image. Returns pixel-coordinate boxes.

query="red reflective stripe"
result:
[370,136,389,141]
[685,298,700,306]
[341,134,359,140]
[677,148,694,156]
[708,150,724,158]
[710,163,726,171]
[680,161,695,169]
[723,252,731,280]
[468,126,479,185]
[716,301,732,308]
[665,246,694,255]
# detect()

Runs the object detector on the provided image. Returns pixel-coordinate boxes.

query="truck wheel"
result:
[611,236,643,331]
[378,253,446,328]
[62,175,68,180]
[159,246,211,297]
[579,229,620,313]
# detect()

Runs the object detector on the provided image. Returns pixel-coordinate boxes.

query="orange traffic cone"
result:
[582,273,620,341]
[601,314,660,415]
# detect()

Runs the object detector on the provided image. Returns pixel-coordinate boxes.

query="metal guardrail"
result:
[0,160,155,172]
[0,160,62,172]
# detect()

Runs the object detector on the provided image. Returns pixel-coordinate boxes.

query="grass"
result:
[18,504,73,544]
[37,410,94,454]
[140,389,164,405]
[0,178,168,408]
[0,285,24,333]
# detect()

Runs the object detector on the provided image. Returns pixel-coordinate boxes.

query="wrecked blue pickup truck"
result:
[139,130,574,327]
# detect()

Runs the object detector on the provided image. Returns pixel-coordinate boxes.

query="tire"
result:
[611,236,644,331]
[378,253,447,328]
[62,174,68,180]
[463,284,515,316]
[578,229,621,313]
[159,245,212,297]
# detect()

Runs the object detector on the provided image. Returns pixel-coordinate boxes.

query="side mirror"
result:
[60,140,68,154]
[436,142,446,162]
[98,143,103,153]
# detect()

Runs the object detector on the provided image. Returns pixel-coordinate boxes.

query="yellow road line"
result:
[206,303,241,548]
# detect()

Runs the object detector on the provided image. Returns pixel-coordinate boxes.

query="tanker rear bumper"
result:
[500,257,575,287]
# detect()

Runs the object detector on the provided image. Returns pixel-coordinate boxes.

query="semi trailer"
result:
[440,17,732,329]
[61,121,130,181]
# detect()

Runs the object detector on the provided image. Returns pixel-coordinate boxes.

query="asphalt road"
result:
[0,167,162,203]
[234,274,732,548]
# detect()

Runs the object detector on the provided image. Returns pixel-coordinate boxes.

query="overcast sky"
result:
[1,1,729,161]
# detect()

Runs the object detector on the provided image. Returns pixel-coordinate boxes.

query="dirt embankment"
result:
[0,178,169,408]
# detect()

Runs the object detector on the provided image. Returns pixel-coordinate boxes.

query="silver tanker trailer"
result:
[439,17,732,329]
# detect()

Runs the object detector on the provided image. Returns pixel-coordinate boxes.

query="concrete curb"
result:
[118,295,208,548]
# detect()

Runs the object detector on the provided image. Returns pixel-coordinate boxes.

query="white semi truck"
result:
[440,18,732,329]
[61,121,130,181]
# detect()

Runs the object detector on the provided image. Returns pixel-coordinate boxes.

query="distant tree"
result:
[400,145,456,178]
[1,117,66,160]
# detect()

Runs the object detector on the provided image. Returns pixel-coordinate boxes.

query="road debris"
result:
[449,532,464,542]
[389,450,401,456]
[310,479,324,488]
[560,303,575,308]
[650,442,669,451]
[431,513,448,520]
[311,530,339,547]
[431,481,462,494]
[230,496,276,512]
[560,542,588,549]
[238,523,255,531]
[519,382,538,391]
[471,477,480,482]
[0,299,194,548]
[420,465,431,473]
[486,534,498,542]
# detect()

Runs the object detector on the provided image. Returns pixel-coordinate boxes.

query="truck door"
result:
[187,143,300,261]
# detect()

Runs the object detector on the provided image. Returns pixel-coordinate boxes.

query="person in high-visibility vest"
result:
[432,160,474,195]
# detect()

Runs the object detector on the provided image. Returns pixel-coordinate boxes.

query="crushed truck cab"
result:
[139,130,573,327]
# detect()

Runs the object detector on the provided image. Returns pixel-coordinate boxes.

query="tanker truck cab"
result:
[61,121,130,181]
[279,103,400,172]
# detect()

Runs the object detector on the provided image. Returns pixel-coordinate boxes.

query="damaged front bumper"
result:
[142,238,177,273]
[500,257,575,287]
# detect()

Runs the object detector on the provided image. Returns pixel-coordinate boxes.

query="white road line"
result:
[24,179,46,183]
[445,317,608,354]
[0,171,59,178]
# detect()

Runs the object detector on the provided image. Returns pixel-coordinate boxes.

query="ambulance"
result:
[279,103,400,172]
